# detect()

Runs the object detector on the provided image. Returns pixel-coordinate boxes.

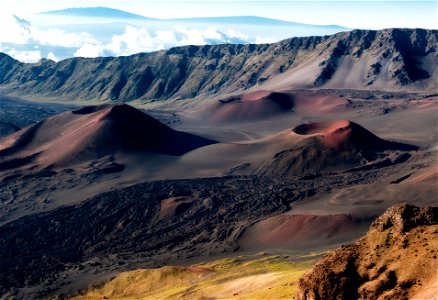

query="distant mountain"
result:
[168,15,346,29]
[0,29,436,102]
[38,7,347,30]
[39,7,155,20]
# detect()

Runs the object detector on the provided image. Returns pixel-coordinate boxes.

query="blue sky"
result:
[2,1,436,29]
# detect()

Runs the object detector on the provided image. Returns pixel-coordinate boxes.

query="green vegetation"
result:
[71,254,318,300]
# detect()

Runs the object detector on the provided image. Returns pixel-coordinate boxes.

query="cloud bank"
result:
[0,14,274,62]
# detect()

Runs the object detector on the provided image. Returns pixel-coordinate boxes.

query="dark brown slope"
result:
[296,204,438,300]
[258,120,418,176]
[0,177,293,299]
[0,28,436,101]
[0,104,217,170]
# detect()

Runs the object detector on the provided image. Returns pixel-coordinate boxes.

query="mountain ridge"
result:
[166,16,346,28]
[0,28,436,102]
[38,7,155,20]
[38,7,347,28]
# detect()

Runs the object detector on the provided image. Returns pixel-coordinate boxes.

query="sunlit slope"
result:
[71,254,318,300]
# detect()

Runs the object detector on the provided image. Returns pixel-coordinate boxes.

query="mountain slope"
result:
[0,104,217,170]
[257,120,418,176]
[203,90,349,123]
[0,28,436,102]
[70,255,314,300]
[0,176,299,299]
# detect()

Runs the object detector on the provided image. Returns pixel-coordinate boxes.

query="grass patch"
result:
[71,254,316,300]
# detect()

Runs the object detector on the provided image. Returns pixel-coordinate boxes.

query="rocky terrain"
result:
[0,25,437,300]
[0,176,311,298]
[61,204,437,300]
[0,95,75,138]
[0,151,436,298]
[0,91,436,299]
[296,204,438,300]
[0,28,436,102]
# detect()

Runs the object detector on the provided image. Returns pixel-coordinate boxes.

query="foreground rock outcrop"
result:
[296,204,438,300]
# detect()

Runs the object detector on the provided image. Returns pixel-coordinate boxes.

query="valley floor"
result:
[0,90,436,299]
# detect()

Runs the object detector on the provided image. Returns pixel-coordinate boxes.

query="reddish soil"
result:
[205,91,349,123]
[0,104,217,170]
[292,120,418,151]
[258,120,418,176]
[159,195,197,220]
[208,91,294,123]
[240,213,355,246]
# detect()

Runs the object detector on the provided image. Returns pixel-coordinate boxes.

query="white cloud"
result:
[255,36,276,44]
[74,43,105,58]
[0,15,32,44]
[47,52,58,61]
[226,29,250,40]
[32,28,97,48]
[173,26,208,46]
[0,14,98,48]
[155,30,178,45]
[72,25,258,58]
[0,14,275,62]
[6,49,42,63]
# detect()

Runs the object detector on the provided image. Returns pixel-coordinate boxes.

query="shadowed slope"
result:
[205,91,349,123]
[258,120,417,176]
[0,29,436,101]
[0,177,298,298]
[0,104,217,169]
[207,91,294,122]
